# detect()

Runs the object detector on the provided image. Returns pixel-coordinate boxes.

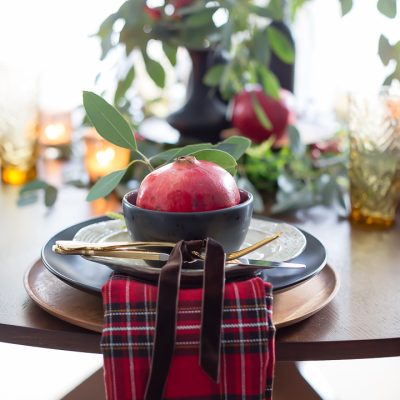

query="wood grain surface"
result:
[1,162,400,360]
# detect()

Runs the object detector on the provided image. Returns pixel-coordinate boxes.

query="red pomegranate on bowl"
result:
[231,87,289,143]
[137,156,240,212]
[122,156,253,252]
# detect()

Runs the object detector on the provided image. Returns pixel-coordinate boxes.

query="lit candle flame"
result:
[44,123,66,140]
[95,147,116,166]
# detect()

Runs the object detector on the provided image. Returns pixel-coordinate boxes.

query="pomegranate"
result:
[231,87,289,143]
[136,156,240,212]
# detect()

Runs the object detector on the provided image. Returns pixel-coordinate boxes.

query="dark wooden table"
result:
[1,173,400,362]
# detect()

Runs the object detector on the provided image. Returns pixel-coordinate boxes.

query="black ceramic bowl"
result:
[122,189,253,253]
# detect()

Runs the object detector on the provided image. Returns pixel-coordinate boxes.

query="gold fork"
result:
[191,232,282,261]
[55,232,282,261]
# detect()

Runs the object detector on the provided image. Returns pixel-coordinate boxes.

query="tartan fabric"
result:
[101,274,275,400]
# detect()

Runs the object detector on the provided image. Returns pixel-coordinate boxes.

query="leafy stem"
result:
[83,92,251,201]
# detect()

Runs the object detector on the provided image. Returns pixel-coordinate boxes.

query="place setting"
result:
[24,187,339,332]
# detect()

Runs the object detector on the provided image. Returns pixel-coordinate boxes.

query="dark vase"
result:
[167,49,229,143]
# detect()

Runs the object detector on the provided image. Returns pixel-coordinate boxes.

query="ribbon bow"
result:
[144,238,225,400]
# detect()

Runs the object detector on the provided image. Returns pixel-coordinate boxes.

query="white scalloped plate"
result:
[74,218,306,264]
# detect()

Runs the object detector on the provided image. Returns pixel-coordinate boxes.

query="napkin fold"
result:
[101,240,275,400]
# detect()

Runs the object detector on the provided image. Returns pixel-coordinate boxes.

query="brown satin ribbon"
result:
[144,238,225,400]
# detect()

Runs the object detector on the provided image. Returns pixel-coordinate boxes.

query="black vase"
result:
[167,49,229,143]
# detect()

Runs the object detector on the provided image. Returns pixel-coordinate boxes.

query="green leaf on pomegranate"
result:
[267,26,294,64]
[213,136,251,160]
[83,91,137,150]
[188,149,237,175]
[86,168,127,201]
[377,0,396,18]
[149,143,212,166]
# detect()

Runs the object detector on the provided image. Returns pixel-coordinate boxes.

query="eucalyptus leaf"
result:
[257,65,280,100]
[252,30,271,65]
[378,34,393,65]
[237,177,265,213]
[287,125,305,156]
[383,66,400,85]
[290,0,309,21]
[97,13,118,60]
[17,193,39,207]
[114,66,135,105]
[142,51,166,88]
[175,1,209,16]
[162,42,177,66]
[19,180,49,193]
[86,168,127,201]
[251,93,273,130]
[265,0,284,20]
[83,91,137,150]
[339,0,353,16]
[203,64,226,87]
[18,180,58,208]
[149,143,212,166]
[213,136,251,160]
[248,4,275,19]
[377,0,397,18]
[44,185,58,207]
[271,187,314,214]
[184,7,218,28]
[188,149,237,175]
[267,26,295,64]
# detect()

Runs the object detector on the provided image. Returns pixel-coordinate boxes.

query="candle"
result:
[84,128,131,182]
[39,112,72,146]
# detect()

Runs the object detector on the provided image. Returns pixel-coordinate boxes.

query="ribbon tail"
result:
[199,237,226,382]
[144,241,184,400]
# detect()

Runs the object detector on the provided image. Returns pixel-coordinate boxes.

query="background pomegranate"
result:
[136,156,240,212]
[231,87,289,143]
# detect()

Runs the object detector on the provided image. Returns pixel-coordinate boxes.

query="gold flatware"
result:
[53,246,170,261]
[191,232,282,261]
[54,231,282,261]
[55,240,175,251]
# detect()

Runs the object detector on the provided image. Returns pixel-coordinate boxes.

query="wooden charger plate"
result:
[24,260,339,332]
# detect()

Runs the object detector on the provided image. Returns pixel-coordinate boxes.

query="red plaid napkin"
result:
[101,274,275,399]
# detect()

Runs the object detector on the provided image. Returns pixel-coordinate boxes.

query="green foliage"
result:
[83,91,138,150]
[86,169,128,201]
[243,127,348,215]
[378,35,400,85]
[339,0,353,16]
[188,149,237,175]
[81,93,251,201]
[18,180,58,208]
[377,0,397,18]
[267,26,295,64]
[96,0,296,107]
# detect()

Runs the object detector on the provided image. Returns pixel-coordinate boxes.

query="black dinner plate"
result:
[41,216,327,293]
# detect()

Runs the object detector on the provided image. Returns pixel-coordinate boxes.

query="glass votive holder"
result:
[84,128,131,183]
[0,65,39,185]
[38,111,73,159]
[348,88,400,227]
